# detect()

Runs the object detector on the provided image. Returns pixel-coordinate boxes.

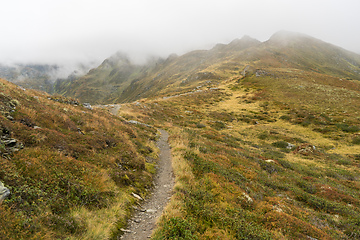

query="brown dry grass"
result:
[0,78,158,239]
[118,68,360,239]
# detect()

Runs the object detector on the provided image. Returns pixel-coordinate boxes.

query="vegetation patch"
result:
[0,79,158,239]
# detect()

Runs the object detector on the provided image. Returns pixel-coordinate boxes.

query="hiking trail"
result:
[120,129,174,239]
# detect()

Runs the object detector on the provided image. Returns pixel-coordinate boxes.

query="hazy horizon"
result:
[1,0,359,68]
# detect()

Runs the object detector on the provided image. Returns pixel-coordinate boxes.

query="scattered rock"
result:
[242,192,253,203]
[0,181,10,202]
[286,142,296,149]
[83,103,93,110]
[2,139,17,147]
[49,96,79,106]
[293,144,316,156]
[0,93,19,119]
[127,120,152,128]
[120,130,174,240]
[241,65,256,77]
[77,128,85,135]
[307,236,318,240]
[20,118,35,128]
[255,69,273,77]
[6,115,14,121]
[131,192,143,201]
[146,209,157,213]
[0,136,24,159]
[273,204,284,213]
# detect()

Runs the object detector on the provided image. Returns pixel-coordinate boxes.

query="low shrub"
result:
[154,217,198,240]
[352,136,360,145]
[272,140,289,149]
[336,123,360,133]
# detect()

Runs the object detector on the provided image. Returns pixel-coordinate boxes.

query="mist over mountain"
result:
[2,30,360,239]
[51,31,360,104]
[0,61,100,92]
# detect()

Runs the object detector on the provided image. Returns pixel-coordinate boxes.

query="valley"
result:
[1,31,360,239]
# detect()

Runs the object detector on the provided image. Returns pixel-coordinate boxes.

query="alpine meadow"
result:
[1,31,360,239]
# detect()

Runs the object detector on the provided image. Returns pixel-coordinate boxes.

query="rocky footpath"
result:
[120,129,174,239]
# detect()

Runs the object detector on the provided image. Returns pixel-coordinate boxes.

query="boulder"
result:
[0,137,24,158]
[0,181,10,202]
[293,144,316,156]
[83,103,93,110]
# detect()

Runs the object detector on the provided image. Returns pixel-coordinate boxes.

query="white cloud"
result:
[1,0,360,66]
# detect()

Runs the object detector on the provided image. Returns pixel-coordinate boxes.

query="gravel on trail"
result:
[120,129,174,240]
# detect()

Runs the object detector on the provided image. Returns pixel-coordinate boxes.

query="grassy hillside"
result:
[0,78,158,239]
[55,32,360,105]
[53,52,163,104]
[54,36,262,104]
[3,31,360,239]
[115,63,360,239]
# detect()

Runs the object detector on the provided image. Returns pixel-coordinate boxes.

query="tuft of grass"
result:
[0,78,158,239]
[124,72,360,239]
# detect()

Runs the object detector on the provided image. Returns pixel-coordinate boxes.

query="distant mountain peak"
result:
[101,51,131,68]
[240,35,259,42]
[270,30,309,39]
[268,30,315,45]
[229,35,260,45]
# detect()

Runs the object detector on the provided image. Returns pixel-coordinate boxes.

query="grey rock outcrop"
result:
[0,137,24,159]
[83,103,93,110]
[0,181,10,202]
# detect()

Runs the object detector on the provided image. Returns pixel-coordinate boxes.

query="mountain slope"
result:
[114,60,360,239]
[0,63,94,94]
[3,31,360,239]
[53,52,164,104]
[54,31,360,104]
[90,31,360,239]
[0,64,61,93]
[54,36,262,104]
[261,31,360,78]
[0,78,158,239]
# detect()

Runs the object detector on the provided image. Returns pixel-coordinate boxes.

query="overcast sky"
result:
[1,0,359,66]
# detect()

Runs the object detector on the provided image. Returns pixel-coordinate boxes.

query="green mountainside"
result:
[112,33,360,239]
[0,79,158,239]
[54,31,360,104]
[106,31,360,239]
[2,31,360,239]
[53,35,262,104]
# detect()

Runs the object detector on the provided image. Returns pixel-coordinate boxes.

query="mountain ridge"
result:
[1,31,360,239]
[52,31,360,104]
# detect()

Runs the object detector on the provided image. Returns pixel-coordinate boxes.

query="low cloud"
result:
[1,0,359,68]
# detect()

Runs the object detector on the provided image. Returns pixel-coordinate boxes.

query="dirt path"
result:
[109,104,121,115]
[120,129,174,239]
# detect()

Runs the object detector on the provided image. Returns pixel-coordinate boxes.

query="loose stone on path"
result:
[120,129,174,240]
